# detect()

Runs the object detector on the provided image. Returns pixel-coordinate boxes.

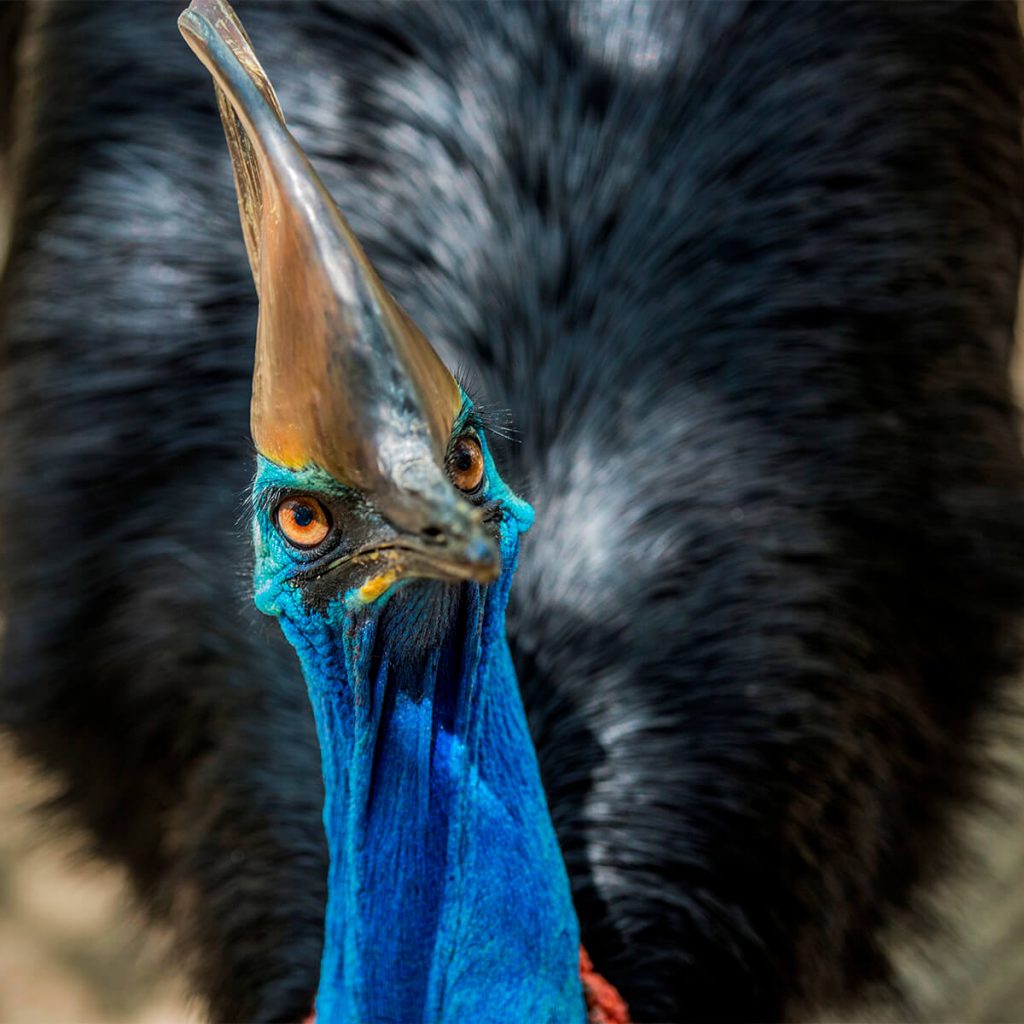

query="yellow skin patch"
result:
[356,569,402,605]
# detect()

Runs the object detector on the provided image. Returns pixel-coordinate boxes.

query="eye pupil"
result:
[292,505,314,527]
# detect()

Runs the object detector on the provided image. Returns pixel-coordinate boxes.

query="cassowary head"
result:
[179,1,584,1021]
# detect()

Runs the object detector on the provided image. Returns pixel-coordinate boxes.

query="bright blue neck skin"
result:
[251,419,583,1024]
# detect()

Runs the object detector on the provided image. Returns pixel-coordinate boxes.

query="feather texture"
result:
[1,2,1023,1021]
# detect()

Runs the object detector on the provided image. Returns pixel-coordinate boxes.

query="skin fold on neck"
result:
[251,453,584,1024]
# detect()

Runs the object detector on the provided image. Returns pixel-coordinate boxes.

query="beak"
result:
[179,0,498,585]
[328,528,501,606]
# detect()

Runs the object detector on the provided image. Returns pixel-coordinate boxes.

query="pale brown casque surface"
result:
[178,0,463,497]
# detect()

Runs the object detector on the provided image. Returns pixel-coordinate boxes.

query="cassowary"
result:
[181,2,589,1018]
[2,1,1024,1022]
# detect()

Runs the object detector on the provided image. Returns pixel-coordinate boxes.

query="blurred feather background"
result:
[1,2,1024,1021]
[0,736,196,1023]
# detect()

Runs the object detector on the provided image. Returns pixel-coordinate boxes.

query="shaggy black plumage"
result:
[2,2,1023,1021]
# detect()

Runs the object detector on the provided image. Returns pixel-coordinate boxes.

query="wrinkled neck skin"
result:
[252,450,583,1024]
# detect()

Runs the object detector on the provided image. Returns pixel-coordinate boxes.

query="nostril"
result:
[421,524,446,544]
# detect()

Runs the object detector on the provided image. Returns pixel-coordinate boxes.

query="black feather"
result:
[2,2,1023,1021]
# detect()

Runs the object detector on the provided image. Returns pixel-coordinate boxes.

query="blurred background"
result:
[0,735,197,1023]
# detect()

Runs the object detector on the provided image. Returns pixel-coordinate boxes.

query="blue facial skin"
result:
[251,404,584,1024]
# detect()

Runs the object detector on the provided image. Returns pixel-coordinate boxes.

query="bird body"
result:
[1,2,1024,1021]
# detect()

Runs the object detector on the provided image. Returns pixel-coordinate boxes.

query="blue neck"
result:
[277,534,583,1023]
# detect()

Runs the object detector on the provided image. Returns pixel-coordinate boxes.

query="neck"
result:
[280,536,583,1023]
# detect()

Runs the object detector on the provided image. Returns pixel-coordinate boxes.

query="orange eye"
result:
[449,435,485,493]
[276,496,331,549]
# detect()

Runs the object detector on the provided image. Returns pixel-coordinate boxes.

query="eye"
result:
[276,496,331,549]
[449,435,485,493]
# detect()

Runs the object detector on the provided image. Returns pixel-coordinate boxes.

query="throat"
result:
[284,576,583,1024]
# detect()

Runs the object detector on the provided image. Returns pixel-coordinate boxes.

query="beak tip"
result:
[468,537,502,584]
[467,536,496,563]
